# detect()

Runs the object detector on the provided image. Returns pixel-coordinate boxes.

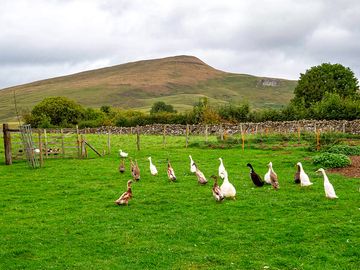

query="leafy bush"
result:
[313,152,351,168]
[327,145,360,156]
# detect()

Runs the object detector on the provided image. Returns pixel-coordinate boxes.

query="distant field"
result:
[0,134,358,269]
[0,55,297,122]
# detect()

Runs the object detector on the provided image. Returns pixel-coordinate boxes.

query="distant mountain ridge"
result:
[0,55,297,122]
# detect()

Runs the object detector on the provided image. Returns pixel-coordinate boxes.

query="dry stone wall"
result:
[85,120,360,135]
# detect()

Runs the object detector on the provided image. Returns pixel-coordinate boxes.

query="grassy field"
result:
[0,55,297,122]
[0,134,359,269]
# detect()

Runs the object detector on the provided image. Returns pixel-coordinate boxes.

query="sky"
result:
[1,0,359,89]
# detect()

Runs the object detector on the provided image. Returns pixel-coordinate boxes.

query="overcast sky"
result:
[1,0,359,89]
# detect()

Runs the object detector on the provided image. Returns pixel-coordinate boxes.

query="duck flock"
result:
[115,150,338,206]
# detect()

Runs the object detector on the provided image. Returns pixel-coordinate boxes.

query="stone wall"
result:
[79,120,360,135]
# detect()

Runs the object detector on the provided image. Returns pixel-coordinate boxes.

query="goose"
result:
[194,163,208,185]
[297,162,313,187]
[167,160,177,181]
[210,175,225,201]
[294,164,301,184]
[267,162,279,190]
[264,162,272,184]
[148,157,158,176]
[218,158,227,179]
[119,158,125,173]
[115,180,133,206]
[189,155,196,173]
[317,168,338,199]
[246,163,264,187]
[119,149,128,158]
[220,171,236,199]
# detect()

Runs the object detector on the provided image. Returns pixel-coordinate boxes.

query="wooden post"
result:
[205,124,208,143]
[60,129,65,157]
[316,129,321,151]
[343,122,346,133]
[219,124,224,141]
[44,129,48,159]
[107,127,111,154]
[3,123,12,165]
[163,125,166,147]
[38,130,43,167]
[185,124,189,148]
[136,125,140,151]
[76,126,80,158]
[297,125,301,144]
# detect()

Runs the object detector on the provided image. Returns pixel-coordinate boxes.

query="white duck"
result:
[189,155,196,173]
[218,158,227,179]
[119,149,128,158]
[317,168,338,199]
[297,162,313,187]
[148,157,158,176]
[220,171,236,199]
[264,162,272,184]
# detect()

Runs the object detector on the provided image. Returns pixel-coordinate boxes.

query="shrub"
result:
[327,145,360,156]
[313,152,351,168]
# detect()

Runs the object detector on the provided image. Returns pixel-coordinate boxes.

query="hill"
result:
[0,55,297,122]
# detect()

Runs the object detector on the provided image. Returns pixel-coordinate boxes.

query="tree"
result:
[292,63,359,108]
[28,97,85,127]
[150,101,176,114]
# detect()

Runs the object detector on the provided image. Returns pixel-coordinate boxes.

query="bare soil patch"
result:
[328,156,360,178]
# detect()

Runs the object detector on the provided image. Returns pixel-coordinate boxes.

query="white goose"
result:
[119,149,128,158]
[264,162,272,184]
[148,157,158,176]
[189,155,196,173]
[317,168,338,199]
[218,158,227,179]
[220,171,236,199]
[297,162,313,187]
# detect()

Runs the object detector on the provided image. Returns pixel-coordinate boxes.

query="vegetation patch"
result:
[313,152,351,168]
[326,144,360,156]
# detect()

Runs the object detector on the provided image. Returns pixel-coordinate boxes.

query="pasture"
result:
[0,134,359,269]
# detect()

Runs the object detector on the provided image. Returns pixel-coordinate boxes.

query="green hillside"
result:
[0,55,297,122]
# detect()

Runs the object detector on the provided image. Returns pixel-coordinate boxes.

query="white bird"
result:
[119,149,128,158]
[218,158,227,179]
[317,168,338,199]
[220,171,236,199]
[148,157,158,176]
[189,155,196,173]
[264,163,272,184]
[297,162,313,187]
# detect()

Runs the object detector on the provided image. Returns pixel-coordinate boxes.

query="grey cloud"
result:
[0,0,359,88]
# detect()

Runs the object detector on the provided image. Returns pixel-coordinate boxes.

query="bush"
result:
[313,152,351,168]
[327,145,360,156]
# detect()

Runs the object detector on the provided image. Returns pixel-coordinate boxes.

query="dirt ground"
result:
[328,156,360,178]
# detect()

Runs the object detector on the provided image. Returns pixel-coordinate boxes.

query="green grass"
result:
[0,135,359,269]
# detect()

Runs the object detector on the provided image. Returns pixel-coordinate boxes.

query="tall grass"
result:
[0,135,359,269]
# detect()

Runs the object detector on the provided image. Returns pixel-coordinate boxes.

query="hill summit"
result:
[0,55,297,122]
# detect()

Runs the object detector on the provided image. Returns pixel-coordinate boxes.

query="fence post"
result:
[163,125,166,147]
[38,130,43,167]
[219,124,224,141]
[3,123,12,165]
[205,124,208,143]
[76,126,80,158]
[240,124,245,151]
[185,124,189,148]
[297,124,301,144]
[136,125,140,151]
[60,128,65,157]
[44,129,48,158]
[107,127,111,154]
[316,129,321,151]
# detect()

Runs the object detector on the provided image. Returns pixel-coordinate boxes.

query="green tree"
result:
[29,97,85,127]
[150,101,176,114]
[292,63,359,108]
